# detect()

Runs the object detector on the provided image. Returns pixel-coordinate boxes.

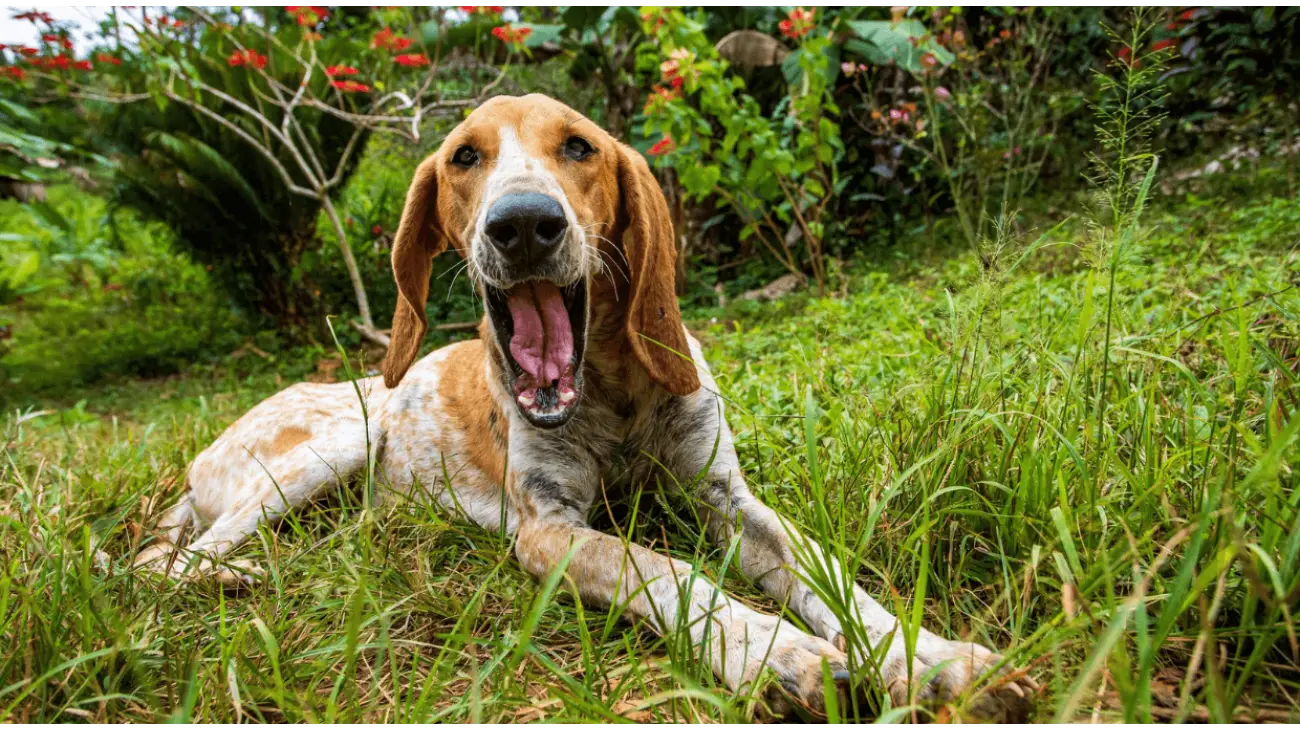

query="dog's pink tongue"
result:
[506,281,572,385]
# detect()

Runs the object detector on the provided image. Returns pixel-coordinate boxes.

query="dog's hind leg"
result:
[135,380,380,587]
[132,497,195,570]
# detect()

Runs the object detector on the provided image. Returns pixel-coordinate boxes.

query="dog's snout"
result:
[485,192,568,263]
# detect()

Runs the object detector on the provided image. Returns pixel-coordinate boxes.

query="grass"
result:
[2,162,1299,722]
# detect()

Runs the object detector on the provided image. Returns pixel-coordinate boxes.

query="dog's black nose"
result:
[485,193,568,263]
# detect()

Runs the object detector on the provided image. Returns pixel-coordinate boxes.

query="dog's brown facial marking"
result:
[382,94,699,429]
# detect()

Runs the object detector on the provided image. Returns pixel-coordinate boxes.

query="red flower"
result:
[227,49,268,69]
[394,53,430,67]
[287,6,328,26]
[371,27,413,52]
[491,24,532,46]
[779,7,815,39]
[12,10,54,23]
[647,136,675,156]
[999,29,1011,40]
[642,85,679,114]
[19,46,39,56]
[1166,21,1182,31]
[1151,38,1177,53]
[669,75,683,89]
[73,59,91,71]
[330,79,370,92]
[460,6,504,14]
[1,65,25,81]
[371,224,383,235]
[325,64,358,76]
[41,33,58,42]
[96,53,122,66]
[1179,9,1196,20]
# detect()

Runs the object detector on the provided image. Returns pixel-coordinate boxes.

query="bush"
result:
[0,190,243,402]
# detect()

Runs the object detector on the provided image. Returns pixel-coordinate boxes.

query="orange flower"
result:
[370,27,413,51]
[227,49,268,69]
[779,7,815,38]
[647,136,675,156]
[95,52,121,65]
[394,53,430,67]
[287,6,328,26]
[330,79,370,92]
[491,24,532,46]
[642,85,679,114]
[304,31,322,41]
[325,64,358,76]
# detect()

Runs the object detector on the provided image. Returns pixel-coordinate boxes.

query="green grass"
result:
[2,167,1298,722]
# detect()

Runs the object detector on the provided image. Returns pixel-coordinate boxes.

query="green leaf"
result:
[844,19,954,73]
[518,23,566,48]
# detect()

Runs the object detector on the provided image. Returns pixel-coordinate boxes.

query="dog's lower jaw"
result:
[484,278,590,429]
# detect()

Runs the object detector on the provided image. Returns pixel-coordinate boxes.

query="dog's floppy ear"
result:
[382,155,447,388]
[616,143,700,396]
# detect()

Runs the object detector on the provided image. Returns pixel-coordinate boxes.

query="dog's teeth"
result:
[517,392,535,407]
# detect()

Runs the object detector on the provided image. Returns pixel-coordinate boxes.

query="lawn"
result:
[2,166,1298,722]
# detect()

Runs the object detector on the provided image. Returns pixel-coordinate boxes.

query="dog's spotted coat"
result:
[136,95,1035,720]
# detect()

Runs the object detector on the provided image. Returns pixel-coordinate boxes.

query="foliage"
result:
[0,189,242,398]
[640,7,844,293]
[1163,8,1300,143]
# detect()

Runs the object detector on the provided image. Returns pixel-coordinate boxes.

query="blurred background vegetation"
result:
[1,6,1297,403]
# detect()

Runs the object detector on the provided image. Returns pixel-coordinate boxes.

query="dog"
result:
[135,94,1035,720]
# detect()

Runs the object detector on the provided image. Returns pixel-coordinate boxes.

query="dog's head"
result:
[382,94,699,428]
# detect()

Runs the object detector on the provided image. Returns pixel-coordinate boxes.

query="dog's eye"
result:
[563,136,595,161]
[451,145,479,168]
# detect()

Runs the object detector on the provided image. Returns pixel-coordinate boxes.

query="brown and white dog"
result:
[135,94,1035,720]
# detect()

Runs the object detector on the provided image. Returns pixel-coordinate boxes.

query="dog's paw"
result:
[208,559,265,590]
[885,636,1038,722]
[731,615,849,719]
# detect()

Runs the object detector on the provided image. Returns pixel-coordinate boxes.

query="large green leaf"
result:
[844,19,954,74]
[518,23,566,48]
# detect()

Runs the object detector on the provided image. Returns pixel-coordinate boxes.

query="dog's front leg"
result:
[656,361,1036,720]
[506,441,848,715]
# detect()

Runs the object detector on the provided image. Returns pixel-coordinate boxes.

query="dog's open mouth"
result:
[485,279,588,428]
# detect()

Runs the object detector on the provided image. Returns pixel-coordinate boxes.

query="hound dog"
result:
[136,94,1035,720]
